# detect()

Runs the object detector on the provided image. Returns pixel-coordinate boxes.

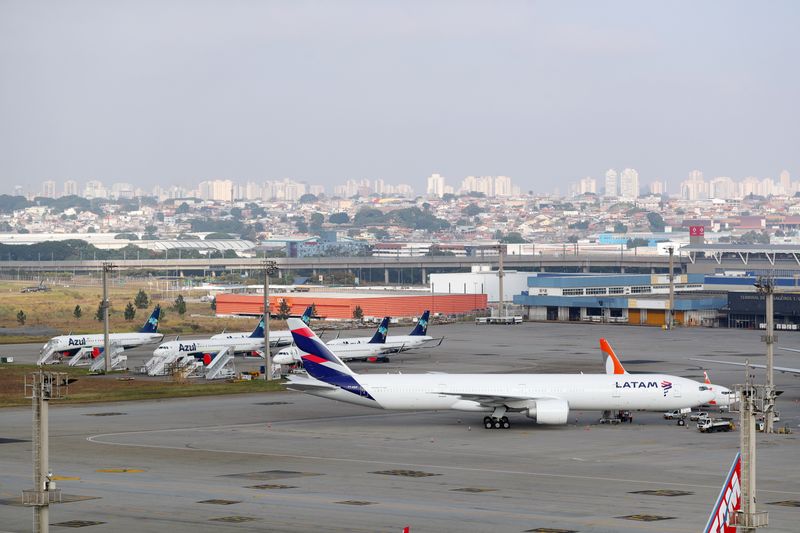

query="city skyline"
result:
[1,2,798,195]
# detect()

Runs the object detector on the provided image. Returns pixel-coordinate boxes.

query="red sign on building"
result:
[690,225,705,237]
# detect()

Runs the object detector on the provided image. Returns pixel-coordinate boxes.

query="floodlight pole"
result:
[262,260,278,381]
[497,244,505,318]
[667,247,675,329]
[102,262,114,373]
[755,276,776,433]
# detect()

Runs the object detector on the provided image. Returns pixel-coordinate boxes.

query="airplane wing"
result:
[691,358,800,376]
[435,391,554,407]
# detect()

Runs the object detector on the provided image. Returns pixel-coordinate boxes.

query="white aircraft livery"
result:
[210,305,313,347]
[284,319,716,429]
[274,317,391,364]
[600,339,737,409]
[38,306,163,365]
[327,310,437,354]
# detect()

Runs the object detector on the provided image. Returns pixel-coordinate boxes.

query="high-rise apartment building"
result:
[426,173,446,197]
[84,180,108,199]
[619,168,639,199]
[604,169,618,197]
[41,180,56,198]
[648,181,665,195]
[680,169,708,201]
[494,176,513,196]
[63,180,78,196]
[780,170,791,195]
[198,179,234,201]
[709,177,736,199]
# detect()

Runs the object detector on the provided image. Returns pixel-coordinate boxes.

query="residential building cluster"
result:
[425,173,521,198]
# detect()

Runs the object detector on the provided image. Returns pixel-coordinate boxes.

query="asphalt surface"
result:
[1,321,799,532]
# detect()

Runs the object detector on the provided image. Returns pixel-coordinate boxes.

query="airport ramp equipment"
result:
[67,347,95,367]
[203,347,235,380]
[89,346,127,372]
[37,341,61,365]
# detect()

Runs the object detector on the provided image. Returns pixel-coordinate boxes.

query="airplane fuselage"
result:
[40,333,163,363]
[295,373,714,412]
[154,336,265,357]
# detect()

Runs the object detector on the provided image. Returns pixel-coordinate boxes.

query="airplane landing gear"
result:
[483,416,511,429]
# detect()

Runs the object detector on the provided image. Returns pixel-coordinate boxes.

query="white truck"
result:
[697,417,735,433]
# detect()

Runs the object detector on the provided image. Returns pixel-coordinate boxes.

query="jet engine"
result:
[525,398,569,425]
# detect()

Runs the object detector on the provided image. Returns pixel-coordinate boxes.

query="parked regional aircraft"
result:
[691,357,800,376]
[273,317,391,365]
[600,339,737,409]
[210,306,313,346]
[149,318,266,362]
[284,319,715,429]
[38,306,163,365]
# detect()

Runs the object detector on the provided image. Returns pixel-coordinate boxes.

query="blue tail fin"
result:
[409,310,429,336]
[301,305,313,325]
[139,306,161,333]
[249,318,265,338]
[368,317,390,344]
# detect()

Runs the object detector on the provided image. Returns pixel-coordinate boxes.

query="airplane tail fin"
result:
[369,317,390,344]
[288,318,356,378]
[704,371,712,385]
[703,452,742,533]
[600,338,627,375]
[409,310,429,336]
[139,306,161,333]
[301,305,313,325]
[249,318,265,338]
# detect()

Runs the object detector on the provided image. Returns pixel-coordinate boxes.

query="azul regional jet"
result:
[284,319,715,429]
[38,306,163,365]
[210,306,313,347]
[273,317,391,365]
[600,339,737,410]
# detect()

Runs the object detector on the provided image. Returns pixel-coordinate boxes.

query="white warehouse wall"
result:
[429,271,530,303]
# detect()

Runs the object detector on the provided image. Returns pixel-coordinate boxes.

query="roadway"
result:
[1,322,798,532]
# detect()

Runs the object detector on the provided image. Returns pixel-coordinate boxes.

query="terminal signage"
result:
[690,225,705,236]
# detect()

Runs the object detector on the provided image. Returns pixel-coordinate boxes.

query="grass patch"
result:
[0,278,270,343]
[0,364,287,407]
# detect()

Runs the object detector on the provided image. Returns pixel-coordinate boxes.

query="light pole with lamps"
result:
[262,260,279,381]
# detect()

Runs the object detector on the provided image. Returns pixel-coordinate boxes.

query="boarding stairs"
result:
[141,351,189,376]
[89,346,127,372]
[202,348,235,380]
[67,347,96,367]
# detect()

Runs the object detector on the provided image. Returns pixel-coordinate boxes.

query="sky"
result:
[1,0,798,195]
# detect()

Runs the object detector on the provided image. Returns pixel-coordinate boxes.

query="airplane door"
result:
[437,383,448,398]
[673,386,682,398]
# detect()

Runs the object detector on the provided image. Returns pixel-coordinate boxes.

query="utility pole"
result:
[754,276,777,433]
[102,262,115,373]
[497,244,505,318]
[23,371,67,533]
[262,259,278,381]
[734,367,769,531]
[667,246,675,329]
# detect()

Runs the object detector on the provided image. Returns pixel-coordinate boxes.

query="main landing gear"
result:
[483,416,511,429]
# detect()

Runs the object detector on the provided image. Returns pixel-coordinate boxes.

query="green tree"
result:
[16,310,26,325]
[646,212,666,232]
[499,232,528,244]
[134,289,150,309]
[278,299,291,319]
[124,302,136,321]
[73,305,82,319]
[352,305,363,321]
[329,212,350,224]
[299,193,318,203]
[94,302,105,322]
[174,294,186,316]
[613,222,628,233]
[462,203,484,217]
[175,202,191,214]
[626,238,650,249]
[309,212,325,233]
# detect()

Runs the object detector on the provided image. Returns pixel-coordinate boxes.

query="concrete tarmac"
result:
[1,321,799,532]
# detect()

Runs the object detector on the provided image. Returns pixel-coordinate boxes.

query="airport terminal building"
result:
[512,273,725,327]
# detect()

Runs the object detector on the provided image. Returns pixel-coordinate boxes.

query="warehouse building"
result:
[215,291,488,320]
[512,273,724,327]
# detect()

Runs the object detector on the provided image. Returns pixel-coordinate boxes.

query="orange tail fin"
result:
[600,338,627,375]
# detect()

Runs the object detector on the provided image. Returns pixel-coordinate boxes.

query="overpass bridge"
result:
[0,253,684,283]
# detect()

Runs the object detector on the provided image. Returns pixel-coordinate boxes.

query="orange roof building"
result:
[215,292,488,320]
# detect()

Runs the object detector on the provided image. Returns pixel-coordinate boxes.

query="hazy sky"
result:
[1,1,798,194]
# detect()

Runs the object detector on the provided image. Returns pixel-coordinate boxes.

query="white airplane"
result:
[600,339,737,410]
[381,310,442,353]
[274,317,392,365]
[149,319,266,362]
[38,306,163,365]
[691,357,800,377]
[283,319,716,429]
[210,306,313,347]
